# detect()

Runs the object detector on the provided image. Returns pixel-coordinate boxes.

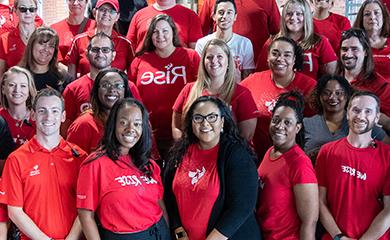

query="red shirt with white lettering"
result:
[0,137,87,240]
[0,108,35,149]
[316,138,390,239]
[66,29,134,77]
[126,4,203,52]
[173,144,220,240]
[129,47,200,141]
[313,12,351,54]
[372,38,390,82]
[198,0,280,64]
[173,82,259,123]
[63,74,142,124]
[77,154,163,233]
[257,145,317,240]
[50,18,96,62]
[241,70,316,159]
[256,36,337,80]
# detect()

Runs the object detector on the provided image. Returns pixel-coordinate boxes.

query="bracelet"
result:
[333,233,346,240]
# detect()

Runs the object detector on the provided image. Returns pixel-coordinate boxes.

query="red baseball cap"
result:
[95,0,119,12]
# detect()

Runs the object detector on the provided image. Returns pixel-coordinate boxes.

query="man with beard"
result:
[338,28,390,118]
[61,32,140,136]
[316,91,390,240]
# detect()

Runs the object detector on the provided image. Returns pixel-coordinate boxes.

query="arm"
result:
[294,183,319,240]
[8,206,51,240]
[158,199,169,226]
[172,111,183,141]
[78,209,101,240]
[65,216,82,240]
[237,118,257,141]
[205,229,228,240]
[359,196,390,240]
[67,63,77,80]
[0,222,6,240]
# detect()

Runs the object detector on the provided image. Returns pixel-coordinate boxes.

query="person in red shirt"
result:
[67,68,138,154]
[77,98,170,240]
[129,14,200,159]
[66,0,134,78]
[257,91,318,239]
[311,0,351,54]
[172,38,258,144]
[338,28,390,123]
[242,36,316,159]
[316,91,390,239]
[199,0,280,64]
[0,66,36,149]
[51,0,96,62]
[353,0,390,82]
[0,88,87,240]
[165,96,260,240]
[0,0,40,77]
[256,0,338,80]
[126,0,202,52]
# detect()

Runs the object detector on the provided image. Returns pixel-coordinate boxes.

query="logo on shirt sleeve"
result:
[188,167,206,185]
[29,165,40,177]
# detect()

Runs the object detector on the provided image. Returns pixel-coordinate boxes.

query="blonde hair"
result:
[183,39,236,115]
[0,66,37,109]
[280,0,320,50]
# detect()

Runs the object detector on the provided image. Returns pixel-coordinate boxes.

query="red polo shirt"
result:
[0,27,25,69]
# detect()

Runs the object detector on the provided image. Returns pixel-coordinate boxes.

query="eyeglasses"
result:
[99,82,125,90]
[321,90,345,98]
[192,113,219,124]
[98,7,117,15]
[89,47,114,54]
[18,7,37,13]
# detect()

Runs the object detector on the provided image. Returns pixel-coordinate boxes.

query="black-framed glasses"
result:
[192,113,219,124]
[18,7,37,13]
[98,7,117,15]
[89,47,114,54]
[99,82,125,90]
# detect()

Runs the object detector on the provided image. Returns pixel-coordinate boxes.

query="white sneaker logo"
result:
[188,167,206,185]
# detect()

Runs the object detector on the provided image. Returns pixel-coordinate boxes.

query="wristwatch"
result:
[333,233,346,240]
[175,231,186,239]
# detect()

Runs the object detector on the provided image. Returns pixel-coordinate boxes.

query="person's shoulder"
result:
[71,111,95,125]
[329,12,350,23]
[241,70,270,85]
[50,18,67,29]
[303,114,322,126]
[232,33,252,43]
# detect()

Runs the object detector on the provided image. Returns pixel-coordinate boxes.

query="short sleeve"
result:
[241,40,255,70]
[290,155,317,185]
[318,37,337,65]
[67,117,92,153]
[0,203,7,222]
[188,51,201,83]
[315,146,329,187]
[76,160,100,211]
[1,155,24,207]
[150,160,164,199]
[128,57,141,83]
[233,85,259,122]
[63,86,77,123]
[128,81,142,102]
[0,34,7,61]
[172,84,192,113]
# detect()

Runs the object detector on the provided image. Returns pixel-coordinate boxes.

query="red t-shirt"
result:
[67,112,103,154]
[313,12,351,54]
[129,47,200,141]
[198,0,280,62]
[0,137,87,240]
[66,29,134,77]
[77,154,163,233]
[316,138,390,239]
[257,145,317,240]
[0,179,7,222]
[173,82,259,123]
[50,18,96,62]
[256,36,337,80]
[0,108,35,149]
[63,74,142,124]
[350,73,390,117]
[126,4,203,52]
[372,38,390,82]
[173,144,220,240]
[241,70,316,159]
[0,28,25,69]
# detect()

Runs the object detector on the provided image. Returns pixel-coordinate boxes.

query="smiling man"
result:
[0,88,87,240]
[316,91,390,240]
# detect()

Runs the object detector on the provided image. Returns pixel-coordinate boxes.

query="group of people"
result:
[0,0,388,239]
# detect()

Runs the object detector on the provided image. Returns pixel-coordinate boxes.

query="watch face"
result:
[176,232,185,238]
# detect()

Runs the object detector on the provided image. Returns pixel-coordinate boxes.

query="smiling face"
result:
[347,95,379,135]
[115,104,143,155]
[2,72,30,107]
[204,44,228,81]
[191,101,224,150]
[268,40,296,77]
[151,19,174,51]
[15,0,37,24]
[213,1,237,31]
[32,95,65,137]
[284,3,304,34]
[87,36,115,70]
[320,80,347,114]
[269,106,301,152]
[363,2,383,32]
[95,3,119,27]
[97,72,125,111]
[32,39,55,67]
[340,36,366,72]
